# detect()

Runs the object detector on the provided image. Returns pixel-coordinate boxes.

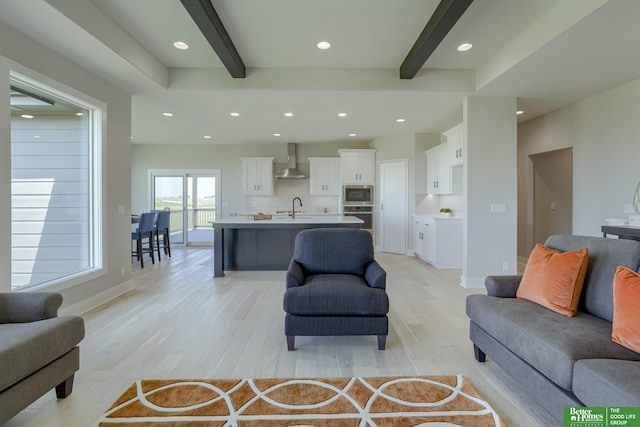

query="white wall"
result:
[131,141,370,218]
[0,22,132,310]
[518,77,640,257]
[463,96,517,287]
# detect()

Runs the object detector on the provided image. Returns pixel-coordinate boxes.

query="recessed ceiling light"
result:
[396,118,406,123]
[162,112,173,117]
[349,133,357,137]
[34,135,41,138]
[284,112,293,117]
[317,41,331,50]
[21,114,34,119]
[273,133,281,137]
[204,135,212,139]
[516,110,524,115]
[75,112,83,116]
[173,41,189,50]
[457,43,473,52]
[338,113,347,117]
[230,112,240,117]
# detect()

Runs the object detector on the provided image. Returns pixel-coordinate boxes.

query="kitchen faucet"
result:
[292,197,303,219]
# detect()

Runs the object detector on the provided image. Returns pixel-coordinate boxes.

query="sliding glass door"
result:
[151,170,220,246]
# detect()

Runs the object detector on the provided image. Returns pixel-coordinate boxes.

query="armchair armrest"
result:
[286,259,305,289]
[365,260,386,290]
[485,275,523,298]
[0,292,63,323]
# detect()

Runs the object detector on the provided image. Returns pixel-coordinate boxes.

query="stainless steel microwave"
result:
[343,185,374,205]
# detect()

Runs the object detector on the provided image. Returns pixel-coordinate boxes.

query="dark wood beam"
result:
[400,0,473,79]
[180,0,246,78]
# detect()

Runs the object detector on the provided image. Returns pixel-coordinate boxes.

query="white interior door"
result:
[379,160,407,254]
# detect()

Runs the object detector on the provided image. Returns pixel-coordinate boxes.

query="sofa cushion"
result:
[517,244,588,317]
[573,359,640,406]
[544,235,640,322]
[283,274,389,316]
[466,295,640,391]
[612,266,640,353]
[0,316,85,392]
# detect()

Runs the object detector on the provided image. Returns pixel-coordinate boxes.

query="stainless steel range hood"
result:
[275,143,307,179]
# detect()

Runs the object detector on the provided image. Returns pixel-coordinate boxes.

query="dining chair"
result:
[131,212,155,268]
[151,210,171,260]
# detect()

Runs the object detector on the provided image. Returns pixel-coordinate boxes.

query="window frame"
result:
[9,71,106,292]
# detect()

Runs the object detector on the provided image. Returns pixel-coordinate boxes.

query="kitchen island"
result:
[211,215,363,277]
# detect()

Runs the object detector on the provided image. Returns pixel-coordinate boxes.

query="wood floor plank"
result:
[4,247,552,427]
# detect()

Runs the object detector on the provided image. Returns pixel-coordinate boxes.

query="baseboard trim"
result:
[59,280,135,316]
[460,275,485,289]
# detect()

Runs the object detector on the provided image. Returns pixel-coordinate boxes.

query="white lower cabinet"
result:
[413,215,462,269]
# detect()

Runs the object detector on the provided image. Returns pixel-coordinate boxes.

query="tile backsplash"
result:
[415,193,464,217]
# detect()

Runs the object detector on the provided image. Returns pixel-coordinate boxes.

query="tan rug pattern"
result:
[96,375,506,426]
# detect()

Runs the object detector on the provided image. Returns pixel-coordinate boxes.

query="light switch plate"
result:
[118,205,125,215]
[490,203,506,213]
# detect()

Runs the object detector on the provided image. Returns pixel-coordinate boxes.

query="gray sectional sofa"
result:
[466,235,640,424]
[0,292,85,424]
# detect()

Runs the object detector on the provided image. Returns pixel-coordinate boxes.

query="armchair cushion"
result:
[365,261,386,290]
[0,293,62,323]
[283,274,389,316]
[292,228,374,276]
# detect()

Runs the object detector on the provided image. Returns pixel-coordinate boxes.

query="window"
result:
[10,75,102,290]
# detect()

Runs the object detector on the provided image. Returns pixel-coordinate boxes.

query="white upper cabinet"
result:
[241,157,273,195]
[309,157,340,196]
[339,149,376,184]
[444,123,464,166]
[425,144,452,195]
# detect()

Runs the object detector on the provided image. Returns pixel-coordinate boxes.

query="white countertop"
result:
[213,215,363,225]
[414,214,463,220]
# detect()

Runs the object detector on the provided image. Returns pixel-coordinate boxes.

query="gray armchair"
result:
[0,292,85,424]
[283,228,389,350]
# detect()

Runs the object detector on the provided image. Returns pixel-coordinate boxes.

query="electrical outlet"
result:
[120,266,125,276]
[118,205,125,215]
[550,202,556,210]
[502,262,509,271]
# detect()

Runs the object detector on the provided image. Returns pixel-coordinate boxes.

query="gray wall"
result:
[532,148,573,250]
[0,21,132,310]
[518,77,640,258]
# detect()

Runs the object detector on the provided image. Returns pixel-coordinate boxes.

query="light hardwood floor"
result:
[6,248,554,427]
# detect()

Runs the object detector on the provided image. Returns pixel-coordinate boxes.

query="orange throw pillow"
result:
[612,266,640,353]
[516,244,588,317]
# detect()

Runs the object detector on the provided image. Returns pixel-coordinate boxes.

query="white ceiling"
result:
[2,0,640,145]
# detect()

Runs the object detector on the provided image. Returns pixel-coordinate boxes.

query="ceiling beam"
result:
[400,0,473,79]
[180,0,246,78]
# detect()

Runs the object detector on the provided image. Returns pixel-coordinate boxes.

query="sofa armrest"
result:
[365,260,386,290]
[286,259,306,289]
[485,275,523,298]
[0,292,63,323]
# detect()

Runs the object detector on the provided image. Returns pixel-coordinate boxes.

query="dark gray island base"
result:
[211,216,363,277]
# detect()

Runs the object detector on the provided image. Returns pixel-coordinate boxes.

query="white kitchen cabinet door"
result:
[413,217,424,258]
[445,123,464,166]
[309,158,340,195]
[339,149,376,184]
[413,215,463,269]
[242,158,273,195]
[425,144,452,195]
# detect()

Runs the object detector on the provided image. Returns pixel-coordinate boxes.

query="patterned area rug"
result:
[95,375,506,426]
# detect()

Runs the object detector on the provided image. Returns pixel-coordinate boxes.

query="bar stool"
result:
[131,212,155,268]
